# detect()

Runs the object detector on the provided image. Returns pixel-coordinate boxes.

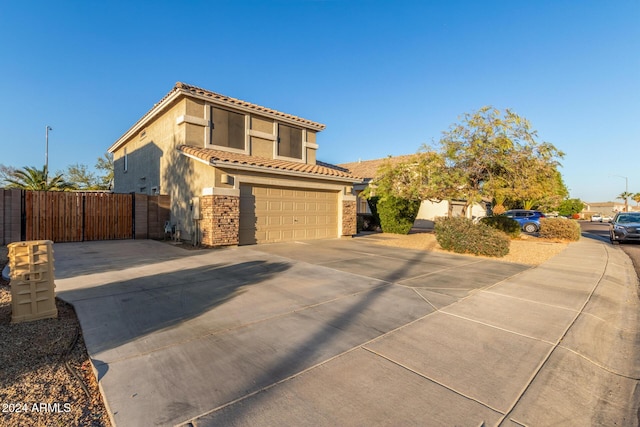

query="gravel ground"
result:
[374,232,569,265]
[0,246,111,427]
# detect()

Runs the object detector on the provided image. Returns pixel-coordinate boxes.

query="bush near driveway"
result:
[480,216,521,239]
[435,217,510,257]
[539,217,581,241]
[375,196,421,235]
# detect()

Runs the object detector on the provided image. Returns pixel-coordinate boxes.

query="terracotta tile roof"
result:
[109,82,326,154]
[179,145,359,181]
[337,155,417,179]
[175,83,325,130]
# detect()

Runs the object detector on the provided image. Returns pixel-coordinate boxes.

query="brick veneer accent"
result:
[342,200,357,236]
[200,195,239,247]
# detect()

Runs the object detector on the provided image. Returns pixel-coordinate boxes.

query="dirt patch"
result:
[0,246,111,427]
[374,232,569,265]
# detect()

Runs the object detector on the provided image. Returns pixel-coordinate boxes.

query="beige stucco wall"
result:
[113,98,187,195]
[250,137,273,158]
[163,156,217,242]
[186,97,205,117]
[306,147,316,164]
[185,122,205,147]
[251,116,274,134]
[307,131,316,144]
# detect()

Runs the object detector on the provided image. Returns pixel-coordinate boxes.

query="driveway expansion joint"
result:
[496,242,611,425]
[361,346,506,416]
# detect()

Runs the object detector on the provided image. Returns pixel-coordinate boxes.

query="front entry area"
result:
[239,184,338,245]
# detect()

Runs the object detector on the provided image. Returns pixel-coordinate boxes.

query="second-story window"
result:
[278,124,302,159]
[211,107,245,150]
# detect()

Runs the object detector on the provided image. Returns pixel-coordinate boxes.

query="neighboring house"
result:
[583,201,639,217]
[109,82,361,247]
[338,156,488,227]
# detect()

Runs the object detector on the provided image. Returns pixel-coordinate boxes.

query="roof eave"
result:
[180,87,326,131]
[209,160,362,184]
[108,89,182,153]
[109,85,326,154]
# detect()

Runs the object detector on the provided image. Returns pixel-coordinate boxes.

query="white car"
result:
[591,214,603,222]
[602,215,613,223]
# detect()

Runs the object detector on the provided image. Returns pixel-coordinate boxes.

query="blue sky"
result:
[1,0,638,203]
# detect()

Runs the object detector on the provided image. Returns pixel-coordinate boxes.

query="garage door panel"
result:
[239,184,338,245]
[283,201,294,210]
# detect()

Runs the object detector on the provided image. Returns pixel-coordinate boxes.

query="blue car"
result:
[503,209,546,233]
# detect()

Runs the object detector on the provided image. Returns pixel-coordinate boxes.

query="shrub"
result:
[367,196,381,227]
[377,196,421,234]
[435,217,510,258]
[539,218,581,241]
[357,213,379,232]
[480,215,521,239]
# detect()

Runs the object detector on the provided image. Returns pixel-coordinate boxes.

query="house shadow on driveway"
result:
[57,258,291,362]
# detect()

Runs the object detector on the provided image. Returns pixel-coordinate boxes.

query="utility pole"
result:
[45,125,52,183]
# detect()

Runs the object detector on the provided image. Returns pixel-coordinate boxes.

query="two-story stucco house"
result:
[108,82,360,247]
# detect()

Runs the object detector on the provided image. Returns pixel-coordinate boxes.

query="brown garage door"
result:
[239,184,338,245]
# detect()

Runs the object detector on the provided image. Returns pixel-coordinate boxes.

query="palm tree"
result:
[4,165,73,191]
[618,191,633,212]
[633,192,640,208]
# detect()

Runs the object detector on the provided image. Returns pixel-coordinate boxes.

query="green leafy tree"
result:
[376,196,421,234]
[95,153,114,190]
[533,170,569,212]
[4,165,72,191]
[63,163,98,190]
[557,198,585,217]
[362,151,461,217]
[431,106,565,216]
[361,155,427,234]
[633,192,640,207]
[363,107,566,222]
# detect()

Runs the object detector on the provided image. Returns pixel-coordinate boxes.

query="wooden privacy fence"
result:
[0,189,170,244]
[25,192,133,241]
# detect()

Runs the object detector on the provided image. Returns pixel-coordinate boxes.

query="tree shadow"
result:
[191,248,431,425]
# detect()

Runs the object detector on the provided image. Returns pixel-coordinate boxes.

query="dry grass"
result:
[373,232,569,265]
[0,246,111,427]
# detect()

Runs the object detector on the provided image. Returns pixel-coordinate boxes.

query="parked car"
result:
[503,209,546,233]
[591,213,603,222]
[610,212,640,244]
[602,214,613,223]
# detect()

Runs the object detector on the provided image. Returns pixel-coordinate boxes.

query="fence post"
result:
[81,193,86,242]
[20,190,26,241]
[131,192,136,239]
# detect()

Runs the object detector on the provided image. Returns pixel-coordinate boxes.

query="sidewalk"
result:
[54,236,640,426]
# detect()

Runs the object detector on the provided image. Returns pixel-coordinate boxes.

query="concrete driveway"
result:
[54,235,640,426]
